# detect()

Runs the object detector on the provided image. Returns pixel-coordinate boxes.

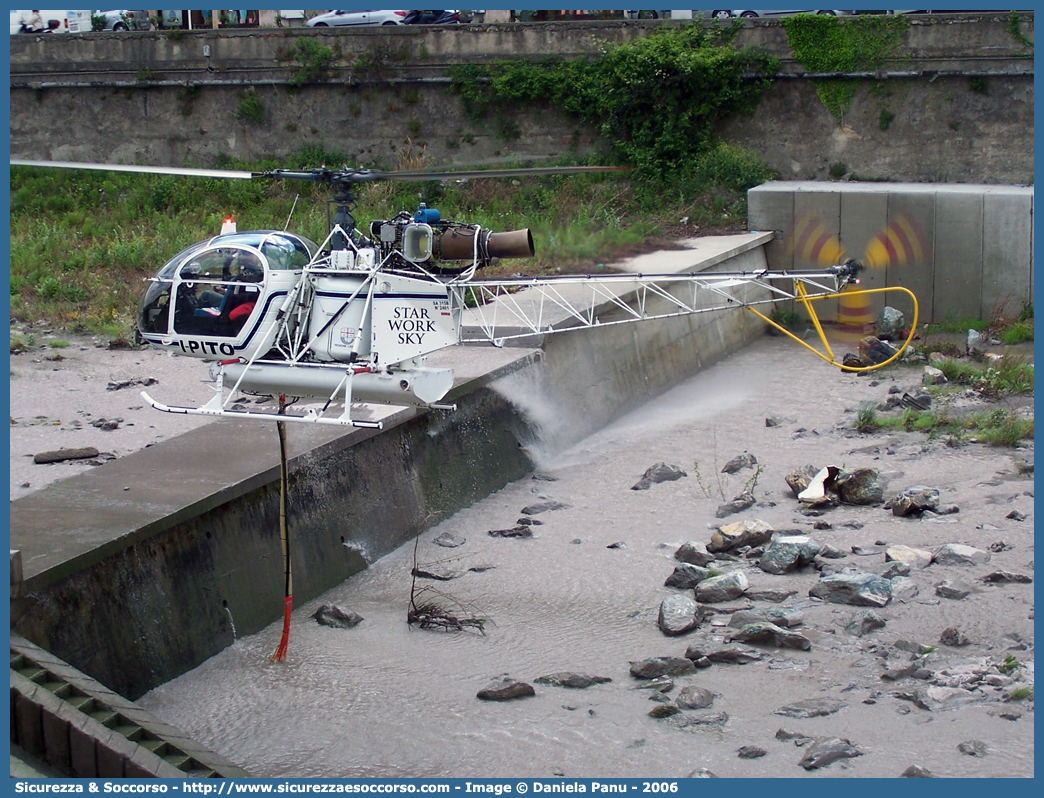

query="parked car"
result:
[403,10,461,25]
[306,10,409,27]
[11,9,91,33]
[707,10,853,19]
[93,9,149,31]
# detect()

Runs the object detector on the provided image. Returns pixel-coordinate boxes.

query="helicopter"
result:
[11,159,919,428]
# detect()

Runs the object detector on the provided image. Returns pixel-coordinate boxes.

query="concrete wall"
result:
[748,182,1035,322]
[9,13,1034,183]
[9,247,771,700]
[11,636,249,778]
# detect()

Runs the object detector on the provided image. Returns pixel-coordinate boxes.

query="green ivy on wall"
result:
[448,26,779,179]
[1008,10,1033,49]
[782,13,910,124]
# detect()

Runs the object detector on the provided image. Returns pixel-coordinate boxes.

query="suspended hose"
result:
[271,396,293,663]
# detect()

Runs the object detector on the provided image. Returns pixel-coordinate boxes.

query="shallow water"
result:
[138,337,1034,778]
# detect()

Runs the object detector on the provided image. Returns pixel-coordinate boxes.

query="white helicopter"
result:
[12,159,918,428]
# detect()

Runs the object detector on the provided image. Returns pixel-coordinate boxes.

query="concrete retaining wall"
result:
[11,635,249,778]
[9,14,1034,183]
[748,182,1034,322]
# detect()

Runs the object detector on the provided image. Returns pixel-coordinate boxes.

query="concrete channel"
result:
[10,233,774,777]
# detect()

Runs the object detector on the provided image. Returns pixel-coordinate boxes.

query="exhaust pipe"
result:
[437,228,534,261]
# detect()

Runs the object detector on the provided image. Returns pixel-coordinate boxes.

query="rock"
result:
[737,745,767,759]
[981,570,1033,584]
[901,765,937,778]
[785,465,820,498]
[758,535,820,574]
[488,526,533,538]
[695,570,749,603]
[900,391,932,410]
[939,627,970,647]
[957,740,988,758]
[846,609,886,637]
[477,677,535,701]
[885,544,933,570]
[708,519,773,553]
[631,462,687,491]
[1006,509,1027,521]
[675,685,714,709]
[520,501,571,515]
[745,588,797,603]
[881,560,911,580]
[606,541,626,549]
[533,673,611,689]
[935,579,973,600]
[516,518,543,526]
[729,622,811,651]
[33,446,100,465]
[634,676,673,693]
[728,607,803,628]
[664,562,711,589]
[670,711,729,730]
[933,543,990,566]
[810,573,892,607]
[775,728,814,746]
[835,468,884,505]
[922,365,948,386]
[629,657,696,679]
[765,416,786,427]
[889,576,920,602]
[410,565,462,581]
[890,486,941,516]
[657,594,705,636]
[704,646,763,665]
[860,336,897,366]
[312,605,364,629]
[818,544,847,559]
[649,703,680,718]
[106,376,157,391]
[715,490,755,518]
[685,768,719,778]
[432,532,466,548]
[774,698,845,719]
[799,737,863,770]
[721,451,757,475]
[876,306,905,340]
[967,328,985,355]
[674,540,715,566]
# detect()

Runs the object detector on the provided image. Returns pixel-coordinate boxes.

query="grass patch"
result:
[854,403,1032,447]
[47,339,69,349]
[1008,686,1033,701]
[933,356,1034,398]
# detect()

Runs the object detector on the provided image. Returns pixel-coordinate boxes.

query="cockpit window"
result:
[216,231,316,270]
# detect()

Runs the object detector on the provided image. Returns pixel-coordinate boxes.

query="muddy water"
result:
[138,337,1034,778]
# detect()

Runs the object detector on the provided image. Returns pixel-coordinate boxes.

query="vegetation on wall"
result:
[782,13,910,124]
[1008,10,1033,49]
[448,25,779,181]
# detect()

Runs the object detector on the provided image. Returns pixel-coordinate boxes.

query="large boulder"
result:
[674,540,715,566]
[758,535,820,574]
[933,543,990,566]
[658,594,704,636]
[664,562,712,589]
[696,570,749,603]
[834,468,885,505]
[809,573,892,607]
[889,486,941,516]
[876,306,905,340]
[708,519,773,553]
[632,462,687,491]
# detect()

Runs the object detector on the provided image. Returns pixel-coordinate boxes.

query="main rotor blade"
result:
[359,165,629,182]
[10,159,258,180]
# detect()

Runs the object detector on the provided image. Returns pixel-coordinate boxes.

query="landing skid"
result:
[140,390,386,429]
